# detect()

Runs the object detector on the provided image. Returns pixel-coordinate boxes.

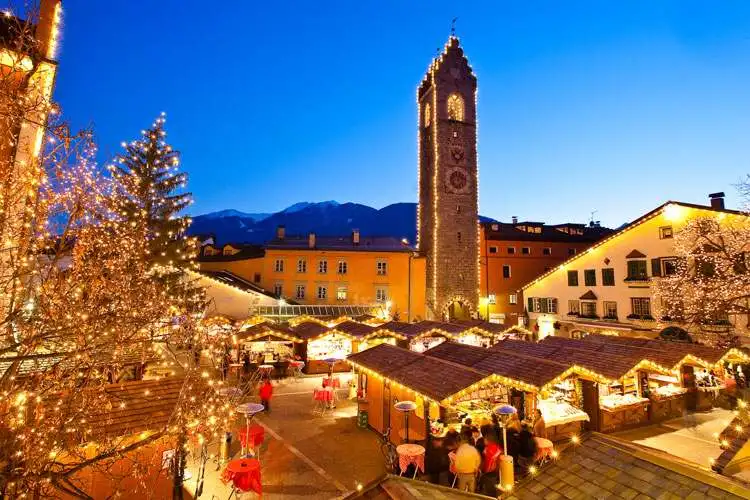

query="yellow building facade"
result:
[199,229,426,322]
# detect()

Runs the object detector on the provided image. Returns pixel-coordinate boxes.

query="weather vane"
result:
[451,17,458,37]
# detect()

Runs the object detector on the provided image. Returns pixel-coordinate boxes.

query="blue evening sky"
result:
[52,1,750,227]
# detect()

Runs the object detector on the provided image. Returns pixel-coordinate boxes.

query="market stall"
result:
[236,324,302,376]
[406,322,464,353]
[293,321,355,374]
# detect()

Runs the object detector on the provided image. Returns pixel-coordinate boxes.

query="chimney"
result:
[709,192,725,210]
[352,229,360,245]
[308,232,316,248]
[511,216,518,224]
[276,225,285,240]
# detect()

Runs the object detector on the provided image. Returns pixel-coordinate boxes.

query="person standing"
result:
[454,430,481,492]
[259,378,273,413]
[533,409,547,439]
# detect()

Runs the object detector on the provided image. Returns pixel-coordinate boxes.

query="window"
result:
[543,247,551,256]
[338,260,347,275]
[602,268,615,286]
[253,273,261,283]
[584,269,596,287]
[603,301,618,319]
[626,260,648,280]
[488,294,497,304]
[376,260,387,276]
[527,297,542,313]
[509,293,517,305]
[295,285,305,300]
[568,300,580,315]
[659,226,673,239]
[507,247,515,255]
[502,265,511,278]
[540,298,558,314]
[376,288,388,303]
[568,248,577,256]
[336,286,347,301]
[630,298,651,318]
[274,259,284,272]
[297,259,307,273]
[456,205,461,214]
[447,93,465,121]
[273,283,283,297]
[567,270,579,286]
[489,246,498,254]
[318,259,328,274]
[457,232,461,242]
[317,286,327,300]
[521,247,530,255]
[660,258,678,277]
[423,102,431,127]
[581,301,597,318]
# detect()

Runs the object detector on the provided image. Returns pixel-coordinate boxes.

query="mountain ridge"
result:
[188,201,496,245]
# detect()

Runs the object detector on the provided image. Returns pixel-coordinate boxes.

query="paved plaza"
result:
[613,408,733,470]
[182,373,386,499]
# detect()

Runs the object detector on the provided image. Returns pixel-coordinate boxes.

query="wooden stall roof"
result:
[492,339,642,381]
[347,343,423,377]
[425,342,572,389]
[348,344,490,402]
[542,335,685,369]
[450,319,506,335]
[333,321,377,338]
[416,320,467,335]
[236,323,301,342]
[292,321,333,340]
[387,357,488,402]
[581,334,733,365]
[41,377,191,439]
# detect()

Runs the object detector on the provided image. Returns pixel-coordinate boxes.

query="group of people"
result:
[426,408,547,494]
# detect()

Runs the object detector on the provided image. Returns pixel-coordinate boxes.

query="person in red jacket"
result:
[259,378,273,413]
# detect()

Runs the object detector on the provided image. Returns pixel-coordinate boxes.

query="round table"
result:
[217,386,242,398]
[238,424,265,450]
[223,458,261,495]
[236,403,265,456]
[396,443,425,478]
[534,437,554,461]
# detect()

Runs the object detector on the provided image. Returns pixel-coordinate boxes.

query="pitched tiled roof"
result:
[511,434,747,500]
[347,344,422,377]
[348,344,489,401]
[196,270,278,299]
[482,221,612,243]
[198,244,265,262]
[333,321,376,338]
[425,342,571,389]
[266,235,413,253]
[292,321,331,340]
[581,334,731,365]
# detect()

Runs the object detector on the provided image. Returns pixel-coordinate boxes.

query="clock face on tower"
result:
[445,166,470,194]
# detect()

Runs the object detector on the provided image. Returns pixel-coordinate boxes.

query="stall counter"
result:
[648,386,686,423]
[537,399,589,442]
[599,394,650,433]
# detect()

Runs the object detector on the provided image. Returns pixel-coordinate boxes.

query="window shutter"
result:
[551,298,558,313]
[527,297,534,312]
[651,258,661,277]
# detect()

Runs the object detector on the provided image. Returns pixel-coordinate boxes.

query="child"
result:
[259,378,273,413]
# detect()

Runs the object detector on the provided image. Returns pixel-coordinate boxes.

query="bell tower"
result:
[417,36,479,321]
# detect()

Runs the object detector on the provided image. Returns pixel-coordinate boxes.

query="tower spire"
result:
[450,17,458,38]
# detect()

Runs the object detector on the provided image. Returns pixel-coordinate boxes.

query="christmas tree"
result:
[109,113,205,317]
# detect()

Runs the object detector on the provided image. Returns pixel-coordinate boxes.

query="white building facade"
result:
[522,200,750,345]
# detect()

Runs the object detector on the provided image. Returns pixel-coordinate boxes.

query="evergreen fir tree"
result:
[109,113,204,315]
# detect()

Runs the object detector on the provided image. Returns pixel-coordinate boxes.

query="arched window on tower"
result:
[447,93,464,121]
[424,102,431,127]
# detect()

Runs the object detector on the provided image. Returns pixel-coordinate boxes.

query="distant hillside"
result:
[188,201,496,245]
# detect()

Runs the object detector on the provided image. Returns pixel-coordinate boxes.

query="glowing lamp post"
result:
[494,404,517,490]
[394,400,417,443]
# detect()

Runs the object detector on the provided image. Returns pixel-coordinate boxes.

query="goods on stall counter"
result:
[651,384,686,398]
[599,393,649,410]
[536,398,589,426]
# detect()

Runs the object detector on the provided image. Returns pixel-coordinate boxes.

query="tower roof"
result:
[419,36,475,93]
